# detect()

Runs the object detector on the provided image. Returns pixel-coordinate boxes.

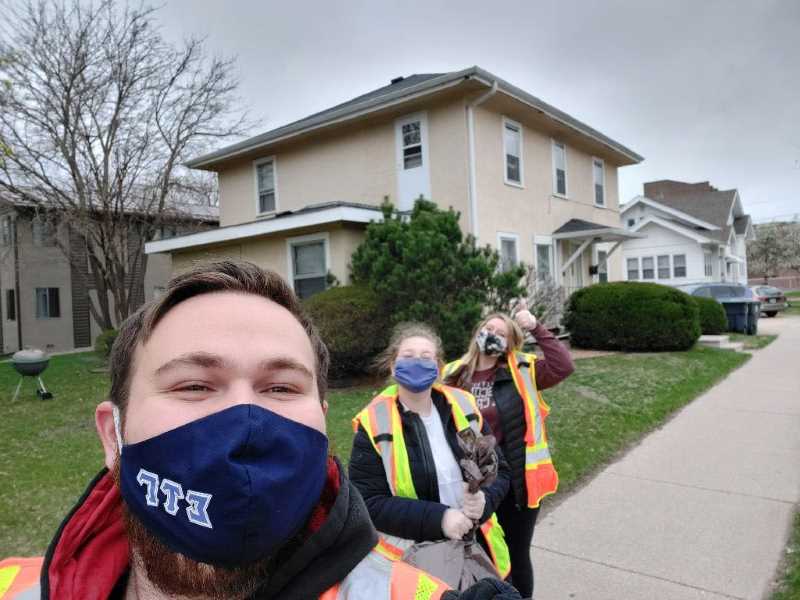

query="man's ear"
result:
[322,399,329,417]
[96,400,119,470]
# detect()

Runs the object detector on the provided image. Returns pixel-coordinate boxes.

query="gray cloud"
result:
[157,0,800,222]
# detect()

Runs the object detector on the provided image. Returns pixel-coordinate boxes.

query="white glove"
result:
[442,508,474,540]
[461,487,486,521]
[513,298,537,330]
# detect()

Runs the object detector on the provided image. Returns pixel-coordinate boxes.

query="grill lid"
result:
[12,349,49,364]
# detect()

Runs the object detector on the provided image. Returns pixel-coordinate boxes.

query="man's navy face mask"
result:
[393,357,439,393]
[114,403,328,567]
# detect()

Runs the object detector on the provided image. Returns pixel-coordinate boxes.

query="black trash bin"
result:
[720,299,759,334]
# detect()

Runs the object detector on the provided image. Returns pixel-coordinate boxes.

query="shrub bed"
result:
[564,282,700,351]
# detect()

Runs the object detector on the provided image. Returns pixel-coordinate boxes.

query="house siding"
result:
[622,223,708,285]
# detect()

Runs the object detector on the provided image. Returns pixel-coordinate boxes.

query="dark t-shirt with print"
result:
[470,367,503,445]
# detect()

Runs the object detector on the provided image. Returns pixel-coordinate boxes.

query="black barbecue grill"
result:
[11,349,53,400]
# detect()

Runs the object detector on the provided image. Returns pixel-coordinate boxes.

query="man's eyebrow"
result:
[154,352,229,377]
[257,357,314,381]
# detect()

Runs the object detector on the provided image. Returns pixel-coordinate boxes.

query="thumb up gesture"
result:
[513,298,537,331]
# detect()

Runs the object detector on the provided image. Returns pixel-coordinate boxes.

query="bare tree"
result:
[0,0,247,329]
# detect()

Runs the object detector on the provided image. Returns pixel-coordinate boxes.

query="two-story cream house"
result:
[145,66,643,298]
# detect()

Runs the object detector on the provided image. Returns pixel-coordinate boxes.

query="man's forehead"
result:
[136,291,316,368]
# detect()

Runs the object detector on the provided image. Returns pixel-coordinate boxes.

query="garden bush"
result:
[693,296,727,334]
[94,329,118,359]
[304,285,390,381]
[563,282,700,351]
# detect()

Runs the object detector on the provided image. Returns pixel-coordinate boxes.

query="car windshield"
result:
[756,286,781,295]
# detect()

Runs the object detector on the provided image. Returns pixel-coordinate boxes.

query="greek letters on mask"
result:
[136,468,213,528]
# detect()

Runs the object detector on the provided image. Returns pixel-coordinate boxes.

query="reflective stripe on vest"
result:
[506,351,559,508]
[320,548,449,599]
[0,557,43,600]
[353,384,509,577]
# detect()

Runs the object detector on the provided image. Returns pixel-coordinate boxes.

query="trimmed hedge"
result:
[693,296,727,335]
[94,329,118,359]
[564,282,701,351]
[304,285,390,381]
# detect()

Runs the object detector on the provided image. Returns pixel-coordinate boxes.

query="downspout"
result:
[466,80,498,243]
[12,216,22,350]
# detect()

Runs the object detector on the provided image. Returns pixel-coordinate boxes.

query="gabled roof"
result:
[734,215,751,234]
[648,189,738,242]
[186,66,643,169]
[631,215,717,245]
[621,196,720,231]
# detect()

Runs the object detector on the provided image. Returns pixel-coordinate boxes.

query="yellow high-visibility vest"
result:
[353,383,511,579]
[442,352,559,509]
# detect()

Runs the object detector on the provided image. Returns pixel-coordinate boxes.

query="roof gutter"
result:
[465,80,498,242]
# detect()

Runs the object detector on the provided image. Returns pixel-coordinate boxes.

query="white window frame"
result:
[534,235,554,282]
[673,254,687,278]
[551,140,568,198]
[502,117,524,188]
[497,232,520,273]
[596,249,609,283]
[704,251,714,277]
[641,256,655,280]
[592,157,605,207]
[286,232,330,297]
[627,257,640,281]
[657,254,671,280]
[253,156,279,216]
[396,113,427,171]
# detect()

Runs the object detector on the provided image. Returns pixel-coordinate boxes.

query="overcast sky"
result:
[157,0,800,223]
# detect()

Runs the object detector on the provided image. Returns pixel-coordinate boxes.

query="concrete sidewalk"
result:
[533,317,800,599]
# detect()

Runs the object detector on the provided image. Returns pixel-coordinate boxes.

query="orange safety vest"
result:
[353,383,511,578]
[1,552,448,600]
[443,351,559,509]
[0,557,43,599]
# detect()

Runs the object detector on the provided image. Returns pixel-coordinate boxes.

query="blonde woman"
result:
[348,322,512,581]
[443,302,574,598]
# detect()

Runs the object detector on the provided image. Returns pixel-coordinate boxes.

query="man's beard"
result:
[112,460,304,600]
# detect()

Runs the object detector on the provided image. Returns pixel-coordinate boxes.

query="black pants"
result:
[496,492,540,598]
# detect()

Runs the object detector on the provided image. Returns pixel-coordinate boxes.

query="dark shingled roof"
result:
[647,189,738,241]
[734,215,751,235]
[553,218,614,234]
[187,66,643,168]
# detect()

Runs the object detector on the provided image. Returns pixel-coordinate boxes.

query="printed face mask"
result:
[113,403,328,567]
[393,357,439,393]
[476,328,508,356]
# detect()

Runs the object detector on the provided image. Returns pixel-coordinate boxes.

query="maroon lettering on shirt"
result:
[470,368,503,445]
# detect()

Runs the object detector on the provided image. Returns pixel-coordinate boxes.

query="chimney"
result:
[390,76,404,85]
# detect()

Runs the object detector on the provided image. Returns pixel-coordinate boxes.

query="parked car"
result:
[676,282,760,335]
[750,285,788,317]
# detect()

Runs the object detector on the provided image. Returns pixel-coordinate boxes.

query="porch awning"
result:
[552,218,645,242]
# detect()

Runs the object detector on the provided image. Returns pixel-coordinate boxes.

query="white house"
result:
[620,180,754,286]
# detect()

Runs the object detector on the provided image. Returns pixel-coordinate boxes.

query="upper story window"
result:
[552,141,567,196]
[498,233,519,273]
[401,121,423,170]
[255,158,277,214]
[32,217,56,247]
[627,218,636,228]
[503,118,522,186]
[593,158,605,206]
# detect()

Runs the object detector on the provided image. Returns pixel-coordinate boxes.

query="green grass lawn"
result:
[0,347,749,557]
[728,333,778,349]
[772,510,800,599]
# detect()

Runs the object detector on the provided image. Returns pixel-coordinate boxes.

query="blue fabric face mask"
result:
[113,403,328,566]
[393,357,439,393]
